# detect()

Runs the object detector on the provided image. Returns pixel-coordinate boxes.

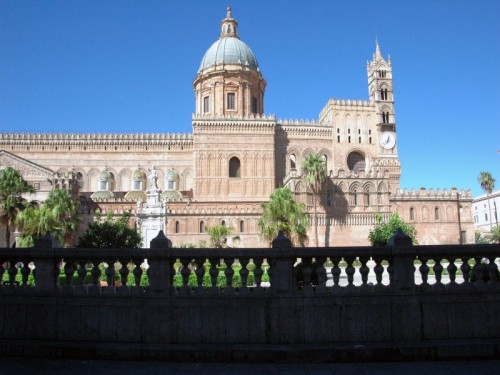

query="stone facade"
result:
[0,7,473,247]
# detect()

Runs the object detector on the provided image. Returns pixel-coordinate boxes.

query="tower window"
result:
[382,112,390,123]
[227,93,235,110]
[434,207,440,220]
[203,96,210,113]
[251,97,258,114]
[410,207,415,221]
[175,221,180,233]
[240,220,244,233]
[337,136,340,143]
[290,154,296,169]
[229,157,241,178]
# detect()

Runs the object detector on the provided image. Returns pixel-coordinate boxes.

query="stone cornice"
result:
[0,133,193,146]
[392,188,473,201]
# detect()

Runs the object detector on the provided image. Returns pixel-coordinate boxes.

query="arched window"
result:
[221,220,226,227]
[290,154,296,169]
[175,221,180,233]
[240,220,244,233]
[229,157,241,178]
[434,207,440,221]
[347,152,366,173]
[410,207,415,221]
[353,189,358,206]
[199,221,205,233]
[365,189,370,206]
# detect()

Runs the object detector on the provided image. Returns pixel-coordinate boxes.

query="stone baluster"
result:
[77,262,87,285]
[447,257,457,284]
[315,256,327,294]
[194,257,206,290]
[487,256,498,284]
[359,256,370,285]
[91,261,101,285]
[420,258,429,285]
[331,258,341,287]
[374,258,384,285]
[239,258,250,294]
[344,257,355,286]
[21,262,31,286]
[119,262,130,287]
[434,258,443,285]
[253,258,264,290]
[460,257,471,283]
[208,257,219,292]
[224,258,235,294]
[132,263,143,286]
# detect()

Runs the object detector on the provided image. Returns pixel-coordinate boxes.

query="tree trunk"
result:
[313,193,318,247]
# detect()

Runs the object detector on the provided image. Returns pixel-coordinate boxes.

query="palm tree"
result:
[258,187,309,246]
[301,153,327,247]
[0,167,34,247]
[207,224,239,248]
[43,189,79,247]
[17,189,79,247]
[478,172,496,230]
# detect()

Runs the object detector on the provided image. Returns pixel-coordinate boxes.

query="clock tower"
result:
[367,40,400,192]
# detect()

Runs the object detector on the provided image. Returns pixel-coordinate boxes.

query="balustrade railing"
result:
[1,231,498,296]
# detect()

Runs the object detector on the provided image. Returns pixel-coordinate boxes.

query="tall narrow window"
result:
[366,190,370,206]
[290,154,296,169]
[227,93,235,110]
[251,97,258,114]
[434,207,440,220]
[203,96,210,113]
[175,221,180,233]
[410,207,415,221]
[199,221,205,233]
[240,220,244,233]
[353,190,358,206]
[229,157,241,178]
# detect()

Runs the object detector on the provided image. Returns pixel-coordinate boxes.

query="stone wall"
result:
[0,232,498,361]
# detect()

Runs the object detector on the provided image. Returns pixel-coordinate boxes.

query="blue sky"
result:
[1,0,499,197]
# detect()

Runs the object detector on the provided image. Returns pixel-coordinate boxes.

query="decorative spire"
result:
[374,38,382,60]
[220,6,239,39]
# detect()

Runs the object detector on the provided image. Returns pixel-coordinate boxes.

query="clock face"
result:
[380,131,396,149]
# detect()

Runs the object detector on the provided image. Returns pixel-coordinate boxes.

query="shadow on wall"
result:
[322,180,349,247]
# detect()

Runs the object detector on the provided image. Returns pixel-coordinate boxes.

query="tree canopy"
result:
[478,171,495,195]
[301,153,327,246]
[206,224,239,248]
[368,213,418,246]
[258,187,309,246]
[17,188,79,247]
[0,167,34,247]
[78,211,142,248]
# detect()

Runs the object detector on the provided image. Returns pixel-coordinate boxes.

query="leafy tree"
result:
[17,189,79,247]
[0,167,34,247]
[475,231,489,244]
[487,226,500,244]
[368,213,418,246]
[78,211,142,248]
[478,171,496,230]
[206,224,239,248]
[301,153,327,246]
[258,187,309,246]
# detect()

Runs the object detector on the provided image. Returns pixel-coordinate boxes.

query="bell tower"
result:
[367,40,401,192]
[368,40,396,132]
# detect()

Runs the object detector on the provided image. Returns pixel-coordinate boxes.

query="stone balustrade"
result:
[0,230,499,362]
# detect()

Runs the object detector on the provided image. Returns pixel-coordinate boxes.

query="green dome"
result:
[132,169,146,180]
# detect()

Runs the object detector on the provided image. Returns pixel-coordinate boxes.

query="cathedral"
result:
[0,7,473,248]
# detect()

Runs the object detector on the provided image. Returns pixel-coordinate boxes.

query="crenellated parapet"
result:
[277,124,332,139]
[192,113,275,121]
[319,98,375,124]
[0,132,194,152]
[393,187,473,200]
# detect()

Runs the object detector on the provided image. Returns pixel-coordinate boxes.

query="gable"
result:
[0,150,55,184]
